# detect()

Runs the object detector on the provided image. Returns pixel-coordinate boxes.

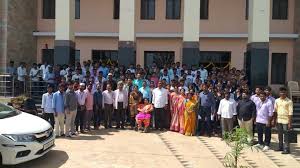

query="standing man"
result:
[274,87,293,154]
[93,83,103,130]
[198,65,208,83]
[102,84,115,129]
[139,81,151,101]
[84,83,94,131]
[133,73,143,89]
[41,84,55,128]
[76,83,87,133]
[198,84,215,137]
[255,91,274,151]
[265,86,275,105]
[114,81,128,129]
[64,81,78,137]
[52,83,65,137]
[152,81,168,131]
[237,91,256,143]
[251,86,262,107]
[17,62,27,95]
[217,92,237,137]
[6,61,16,76]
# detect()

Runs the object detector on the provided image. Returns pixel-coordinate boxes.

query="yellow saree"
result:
[184,98,198,136]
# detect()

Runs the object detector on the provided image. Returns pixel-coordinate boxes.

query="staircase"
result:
[292,103,300,130]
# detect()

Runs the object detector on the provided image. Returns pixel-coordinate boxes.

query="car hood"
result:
[0,112,51,134]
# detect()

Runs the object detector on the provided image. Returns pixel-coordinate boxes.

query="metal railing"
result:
[0,74,15,97]
[27,80,49,104]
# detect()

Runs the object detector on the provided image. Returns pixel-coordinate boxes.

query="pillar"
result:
[54,0,75,65]
[0,0,8,73]
[182,0,200,66]
[246,0,270,88]
[118,0,136,67]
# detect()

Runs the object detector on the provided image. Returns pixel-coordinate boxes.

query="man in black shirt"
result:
[237,91,256,143]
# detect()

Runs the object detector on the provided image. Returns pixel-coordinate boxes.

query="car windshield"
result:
[0,103,19,119]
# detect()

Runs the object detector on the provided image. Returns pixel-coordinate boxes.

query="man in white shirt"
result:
[29,63,40,82]
[72,69,83,82]
[102,84,115,129]
[17,62,27,95]
[152,80,168,130]
[75,83,87,133]
[114,81,128,129]
[40,62,49,77]
[217,92,237,136]
[199,64,208,82]
[41,85,55,128]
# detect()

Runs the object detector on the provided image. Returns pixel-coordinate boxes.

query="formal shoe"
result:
[61,134,65,137]
[121,126,125,130]
[282,150,290,154]
[275,148,283,152]
[262,146,270,151]
[115,126,120,129]
[254,144,264,149]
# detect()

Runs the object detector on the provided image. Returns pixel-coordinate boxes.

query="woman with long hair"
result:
[129,85,142,129]
[184,92,198,136]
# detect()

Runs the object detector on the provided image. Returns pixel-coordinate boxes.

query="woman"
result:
[184,92,198,136]
[129,85,142,129]
[170,86,180,132]
[136,98,153,133]
[177,88,186,134]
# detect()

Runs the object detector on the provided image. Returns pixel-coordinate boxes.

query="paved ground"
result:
[3,129,300,168]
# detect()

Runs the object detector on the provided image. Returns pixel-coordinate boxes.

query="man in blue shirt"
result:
[197,84,216,137]
[133,73,143,89]
[52,83,65,137]
[139,81,151,101]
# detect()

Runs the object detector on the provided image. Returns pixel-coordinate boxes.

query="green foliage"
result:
[223,127,253,168]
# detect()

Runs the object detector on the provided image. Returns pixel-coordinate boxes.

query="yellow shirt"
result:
[275,98,293,124]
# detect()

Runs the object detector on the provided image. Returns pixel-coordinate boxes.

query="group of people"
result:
[7,60,294,155]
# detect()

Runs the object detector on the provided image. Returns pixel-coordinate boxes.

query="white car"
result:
[0,103,55,165]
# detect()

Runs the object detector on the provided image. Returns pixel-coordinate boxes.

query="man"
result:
[41,85,55,128]
[40,61,49,77]
[6,61,16,75]
[274,87,293,154]
[139,80,151,101]
[251,86,262,107]
[114,81,128,129]
[84,83,94,131]
[52,83,65,137]
[103,73,117,91]
[72,68,83,82]
[160,69,170,85]
[93,83,103,129]
[198,65,208,83]
[44,66,55,84]
[265,86,275,105]
[255,91,274,151]
[217,92,237,137]
[76,83,87,133]
[102,84,115,129]
[152,80,168,130]
[64,81,78,137]
[133,73,143,89]
[198,84,215,137]
[236,91,256,143]
[17,62,27,95]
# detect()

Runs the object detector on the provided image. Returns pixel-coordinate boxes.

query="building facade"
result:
[1,0,300,88]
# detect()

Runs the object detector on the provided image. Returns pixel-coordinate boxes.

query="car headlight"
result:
[3,134,36,142]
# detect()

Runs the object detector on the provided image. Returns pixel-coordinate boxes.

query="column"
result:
[118,0,136,67]
[182,0,200,66]
[0,0,8,73]
[54,0,75,65]
[246,0,270,88]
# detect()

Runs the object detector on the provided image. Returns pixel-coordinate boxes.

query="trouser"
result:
[116,102,125,128]
[277,123,290,151]
[104,104,113,128]
[43,113,55,128]
[55,113,65,136]
[221,118,233,135]
[238,119,253,142]
[256,122,271,146]
[65,110,77,135]
[154,108,165,129]
[93,105,102,128]
[84,110,93,130]
[75,106,85,131]
[199,107,212,136]
[18,81,25,95]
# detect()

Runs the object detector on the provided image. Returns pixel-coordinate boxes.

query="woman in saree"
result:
[169,86,179,131]
[184,92,198,136]
[129,85,142,129]
[136,98,153,133]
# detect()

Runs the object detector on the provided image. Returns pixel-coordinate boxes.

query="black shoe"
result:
[121,126,125,130]
[275,148,283,152]
[115,126,120,129]
[282,150,290,154]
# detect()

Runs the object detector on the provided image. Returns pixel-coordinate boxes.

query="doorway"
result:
[144,51,175,68]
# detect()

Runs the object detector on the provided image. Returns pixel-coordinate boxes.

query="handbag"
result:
[288,130,298,143]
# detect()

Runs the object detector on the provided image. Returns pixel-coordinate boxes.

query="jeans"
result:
[154,108,165,129]
[65,110,77,135]
[55,113,65,136]
[75,106,85,132]
[256,122,271,146]
[277,123,290,151]
[43,113,55,128]
[115,102,126,128]
[199,107,212,136]
[93,105,102,128]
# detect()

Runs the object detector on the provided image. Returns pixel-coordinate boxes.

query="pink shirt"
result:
[85,89,94,111]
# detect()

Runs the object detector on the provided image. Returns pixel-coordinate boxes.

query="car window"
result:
[0,103,19,119]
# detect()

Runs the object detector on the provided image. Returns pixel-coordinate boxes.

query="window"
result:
[42,49,54,65]
[141,0,155,20]
[271,53,287,84]
[75,50,80,63]
[272,0,288,20]
[166,0,181,19]
[92,50,119,65]
[75,0,80,19]
[245,0,249,20]
[43,0,55,19]
[200,0,209,20]
[113,0,120,19]
[144,51,175,68]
